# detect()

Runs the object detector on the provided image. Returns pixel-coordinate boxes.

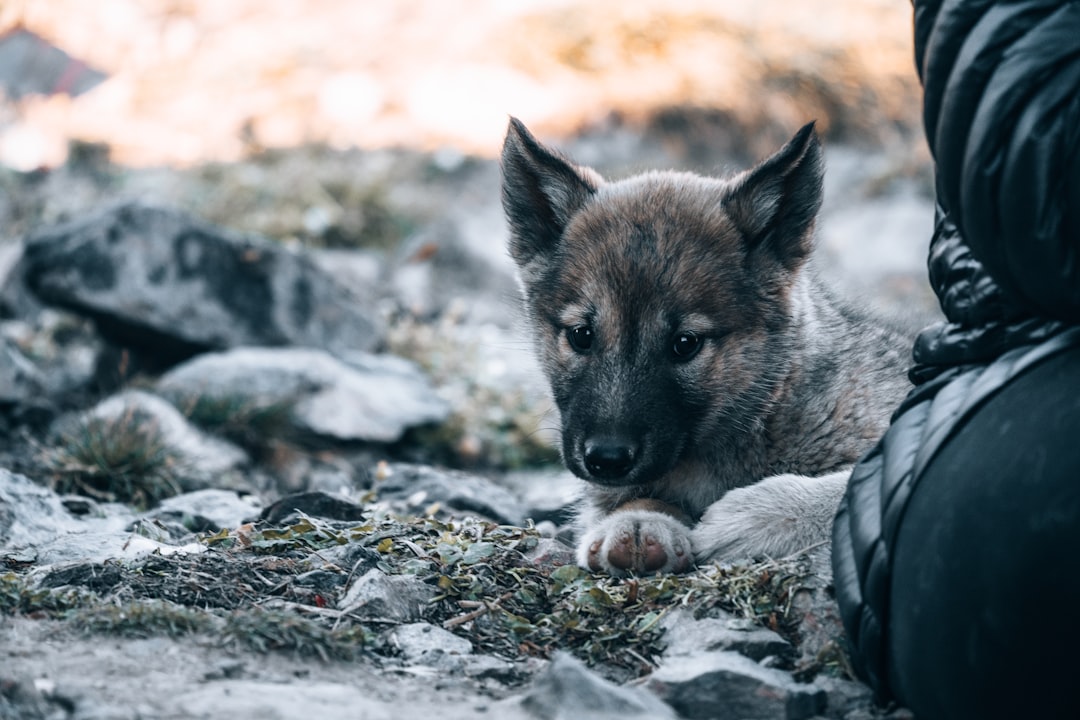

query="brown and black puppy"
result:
[502,118,910,575]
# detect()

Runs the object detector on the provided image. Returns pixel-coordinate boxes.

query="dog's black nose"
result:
[584,440,636,479]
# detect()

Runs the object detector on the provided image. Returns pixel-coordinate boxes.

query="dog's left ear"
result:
[723,122,824,271]
[501,117,602,273]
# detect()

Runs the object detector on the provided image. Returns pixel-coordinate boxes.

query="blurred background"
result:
[2,0,922,165]
[0,0,940,476]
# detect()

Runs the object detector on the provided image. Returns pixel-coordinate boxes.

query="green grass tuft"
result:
[41,410,184,510]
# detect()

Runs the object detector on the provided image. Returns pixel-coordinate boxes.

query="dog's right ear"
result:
[501,118,601,273]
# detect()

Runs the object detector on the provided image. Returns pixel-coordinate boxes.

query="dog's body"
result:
[501,118,911,575]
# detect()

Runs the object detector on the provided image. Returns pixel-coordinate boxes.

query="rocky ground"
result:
[1,110,935,719]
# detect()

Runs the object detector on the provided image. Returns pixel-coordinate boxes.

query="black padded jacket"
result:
[831,0,1080,701]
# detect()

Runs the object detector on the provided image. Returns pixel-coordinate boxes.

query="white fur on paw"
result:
[576,509,693,576]
[691,471,848,562]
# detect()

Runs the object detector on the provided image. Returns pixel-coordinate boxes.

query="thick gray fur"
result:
[501,118,911,575]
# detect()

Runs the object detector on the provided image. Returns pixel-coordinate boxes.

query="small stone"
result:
[150,488,262,531]
[661,607,793,661]
[259,491,365,523]
[338,568,436,623]
[523,537,577,572]
[812,675,875,718]
[0,336,46,405]
[376,463,524,525]
[388,622,473,663]
[315,543,381,576]
[512,652,678,720]
[643,650,826,720]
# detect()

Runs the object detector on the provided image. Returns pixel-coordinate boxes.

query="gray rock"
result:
[388,621,473,663]
[786,548,847,671]
[337,568,436,622]
[523,537,577,572]
[150,489,262,531]
[509,652,677,720]
[0,335,46,405]
[156,347,448,444]
[314,542,382,576]
[0,468,207,566]
[0,468,74,554]
[0,239,44,321]
[459,654,521,682]
[643,651,826,720]
[503,469,581,527]
[0,675,63,720]
[1,310,102,403]
[811,675,875,719]
[661,607,793,662]
[76,390,249,491]
[259,491,365,523]
[376,462,525,525]
[19,201,383,363]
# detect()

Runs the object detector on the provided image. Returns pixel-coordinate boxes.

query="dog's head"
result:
[501,118,823,487]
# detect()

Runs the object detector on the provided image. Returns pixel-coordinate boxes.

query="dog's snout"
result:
[583,439,637,479]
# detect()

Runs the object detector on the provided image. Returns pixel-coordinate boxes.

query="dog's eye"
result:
[566,325,594,353]
[671,331,701,360]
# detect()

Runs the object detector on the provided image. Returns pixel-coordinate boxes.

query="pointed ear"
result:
[501,117,601,272]
[723,122,824,271]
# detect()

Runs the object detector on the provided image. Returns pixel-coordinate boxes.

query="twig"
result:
[442,591,512,629]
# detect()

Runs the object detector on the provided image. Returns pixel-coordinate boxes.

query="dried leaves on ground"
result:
[1,503,819,682]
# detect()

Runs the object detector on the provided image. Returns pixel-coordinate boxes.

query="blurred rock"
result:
[338,568,437,623]
[0,467,208,566]
[1,310,102,406]
[76,390,250,491]
[0,336,46,406]
[811,675,876,719]
[0,675,61,720]
[643,651,826,719]
[259,490,365,524]
[18,202,384,365]
[388,622,473,663]
[660,607,793,662]
[375,462,525,525]
[523,537,577,572]
[156,346,449,444]
[150,488,263,531]
[0,468,72,555]
[509,651,677,720]
[314,542,382,576]
[503,469,581,527]
[0,240,43,320]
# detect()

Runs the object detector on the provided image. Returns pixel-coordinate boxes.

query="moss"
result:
[0,573,92,615]
[224,608,369,661]
[71,598,216,638]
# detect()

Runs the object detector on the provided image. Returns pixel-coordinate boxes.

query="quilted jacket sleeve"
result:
[832,0,1080,701]
[919,0,1080,323]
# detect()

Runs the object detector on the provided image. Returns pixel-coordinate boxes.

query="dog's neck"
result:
[763,269,910,476]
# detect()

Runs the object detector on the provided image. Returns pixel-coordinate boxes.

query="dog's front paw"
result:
[577,508,693,576]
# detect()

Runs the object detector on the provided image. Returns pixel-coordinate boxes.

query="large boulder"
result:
[18,202,383,364]
[156,347,449,444]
